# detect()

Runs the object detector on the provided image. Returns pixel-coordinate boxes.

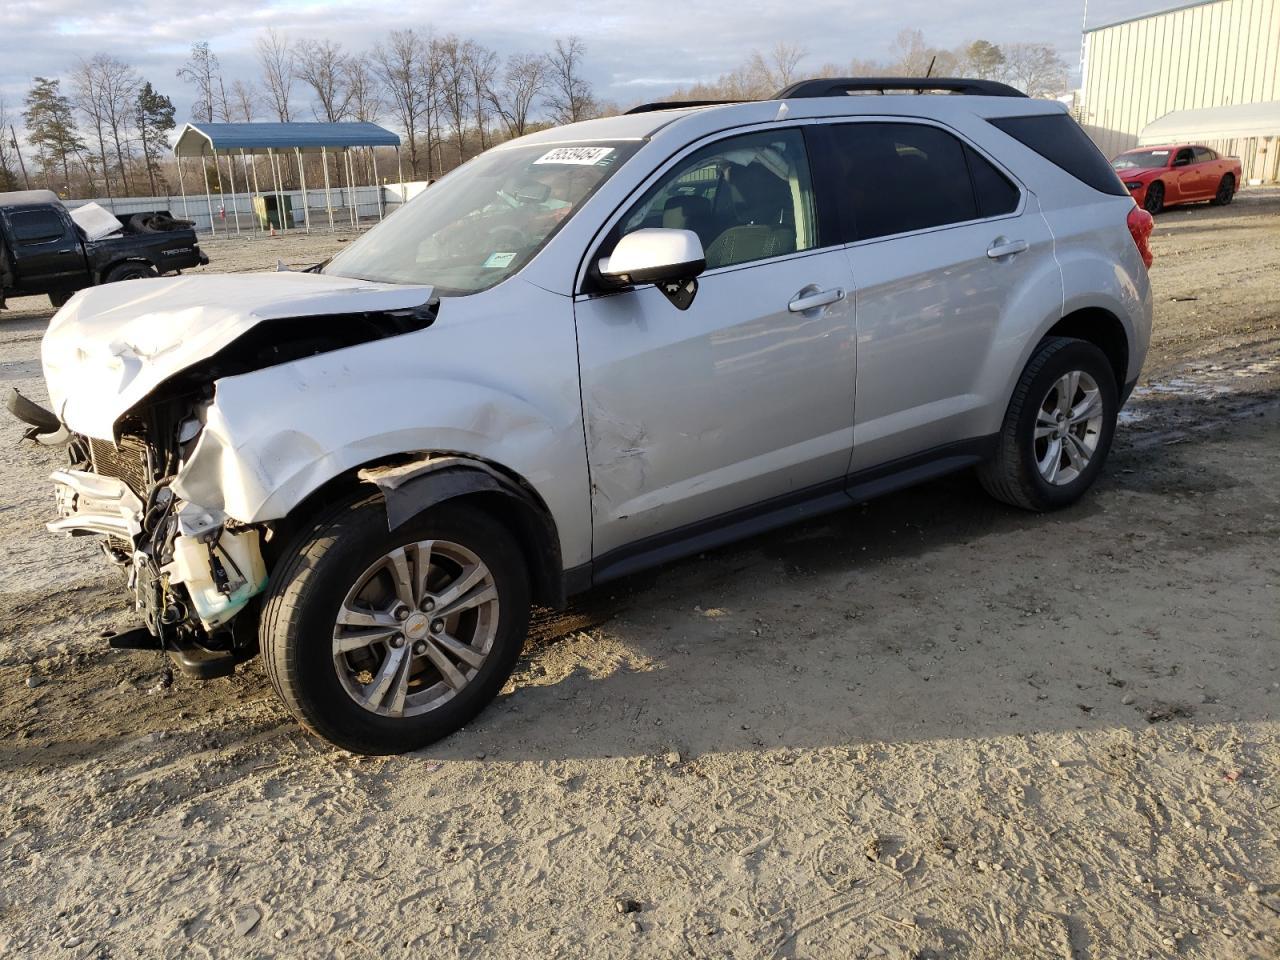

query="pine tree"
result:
[23,77,85,195]
[136,82,176,195]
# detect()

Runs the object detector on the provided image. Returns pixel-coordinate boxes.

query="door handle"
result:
[788,287,845,313]
[986,238,1029,259]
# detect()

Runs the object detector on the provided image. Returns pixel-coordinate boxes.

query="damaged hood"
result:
[43,271,433,438]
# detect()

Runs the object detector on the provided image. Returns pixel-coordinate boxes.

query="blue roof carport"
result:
[172,121,404,237]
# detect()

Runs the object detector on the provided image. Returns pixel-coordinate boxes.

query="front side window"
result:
[614,129,819,270]
[826,122,984,241]
[10,209,65,243]
[324,141,638,294]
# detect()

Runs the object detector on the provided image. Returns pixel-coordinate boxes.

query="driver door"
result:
[573,127,857,563]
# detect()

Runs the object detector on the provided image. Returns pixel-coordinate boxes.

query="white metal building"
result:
[1079,0,1280,182]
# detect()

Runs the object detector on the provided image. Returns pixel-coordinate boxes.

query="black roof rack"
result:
[625,99,748,115]
[774,77,1027,99]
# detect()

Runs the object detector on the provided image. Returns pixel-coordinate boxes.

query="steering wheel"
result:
[486,224,527,251]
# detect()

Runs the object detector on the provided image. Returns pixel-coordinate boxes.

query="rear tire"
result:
[1210,174,1235,206]
[260,496,531,754]
[103,262,158,283]
[1143,181,1165,215]
[978,337,1119,512]
[48,290,73,310]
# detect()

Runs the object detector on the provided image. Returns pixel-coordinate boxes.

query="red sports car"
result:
[1111,144,1242,214]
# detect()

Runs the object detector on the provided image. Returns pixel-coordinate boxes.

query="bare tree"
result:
[747,42,807,93]
[372,30,428,177]
[230,79,258,121]
[489,53,546,139]
[346,55,383,122]
[176,41,220,124]
[71,55,140,196]
[544,36,596,124]
[463,41,499,151]
[438,36,470,166]
[71,58,115,196]
[1001,43,1069,98]
[257,29,295,122]
[296,39,353,121]
[0,97,22,190]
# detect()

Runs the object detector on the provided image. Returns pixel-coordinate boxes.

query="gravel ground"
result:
[0,190,1277,959]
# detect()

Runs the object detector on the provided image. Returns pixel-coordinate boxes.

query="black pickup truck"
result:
[0,189,207,310]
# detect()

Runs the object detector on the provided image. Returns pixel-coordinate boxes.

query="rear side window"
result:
[825,122,981,241]
[1194,146,1217,162]
[964,145,1019,218]
[989,114,1129,197]
[9,209,66,243]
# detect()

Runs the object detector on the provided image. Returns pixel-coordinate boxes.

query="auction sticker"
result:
[534,146,615,165]
[483,252,518,268]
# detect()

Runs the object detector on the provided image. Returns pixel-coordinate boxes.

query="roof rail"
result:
[625,99,749,115]
[774,77,1027,99]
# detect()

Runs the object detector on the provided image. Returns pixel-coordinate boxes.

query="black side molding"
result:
[581,435,998,593]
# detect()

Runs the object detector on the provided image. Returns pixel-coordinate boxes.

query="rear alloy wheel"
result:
[1143,181,1165,215]
[260,497,531,754]
[1211,174,1235,206]
[978,337,1118,512]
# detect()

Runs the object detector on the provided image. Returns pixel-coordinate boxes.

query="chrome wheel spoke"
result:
[1035,408,1057,439]
[336,605,399,629]
[1063,433,1088,471]
[335,626,401,653]
[1042,439,1063,482]
[1070,389,1102,424]
[384,547,417,608]
[363,644,410,713]
[1056,372,1079,415]
[421,639,468,689]
[410,540,435,606]
[434,568,496,620]
[429,630,487,669]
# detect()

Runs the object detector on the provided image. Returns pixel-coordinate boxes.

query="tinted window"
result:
[989,114,1129,197]
[965,145,1019,218]
[1194,146,1217,162]
[826,122,978,241]
[1173,148,1194,166]
[10,209,65,243]
[615,129,818,270]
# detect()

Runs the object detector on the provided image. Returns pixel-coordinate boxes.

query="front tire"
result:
[260,496,531,754]
[978,337,1119,512]
[1143,181,1165,214]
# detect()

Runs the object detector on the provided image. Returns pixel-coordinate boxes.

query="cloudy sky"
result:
[1,0,1165,125]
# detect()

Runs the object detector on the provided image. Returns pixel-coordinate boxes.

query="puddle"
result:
[1121,357,1280,423]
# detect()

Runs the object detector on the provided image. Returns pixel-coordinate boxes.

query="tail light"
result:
[1127,206,1154,269]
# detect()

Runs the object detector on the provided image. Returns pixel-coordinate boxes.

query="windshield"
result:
[324,142,639,294]
[1112,149,1172,170]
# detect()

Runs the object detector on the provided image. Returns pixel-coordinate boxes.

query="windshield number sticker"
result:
[534,146,614,166]
[483,252,518,269]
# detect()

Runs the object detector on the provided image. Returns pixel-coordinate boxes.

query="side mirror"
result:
[1173,155,1190,167]
[598,228,706,309]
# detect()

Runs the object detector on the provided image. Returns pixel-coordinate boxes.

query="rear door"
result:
[817,120,1061,472]
[574,126,858,560]
[3,206,86,293]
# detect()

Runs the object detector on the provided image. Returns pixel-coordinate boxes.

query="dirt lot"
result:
[1,192,1278,959]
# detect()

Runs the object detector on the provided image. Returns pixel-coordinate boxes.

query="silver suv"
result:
[20,78,1154,754]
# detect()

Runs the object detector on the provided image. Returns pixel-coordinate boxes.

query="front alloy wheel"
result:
[332,540,499,718]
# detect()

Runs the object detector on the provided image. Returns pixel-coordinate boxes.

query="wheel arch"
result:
[266,452,567,609]
[96,257,158,284]
[1043,307,1130,395]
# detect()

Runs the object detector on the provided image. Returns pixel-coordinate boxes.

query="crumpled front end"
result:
[47,416,269,676]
